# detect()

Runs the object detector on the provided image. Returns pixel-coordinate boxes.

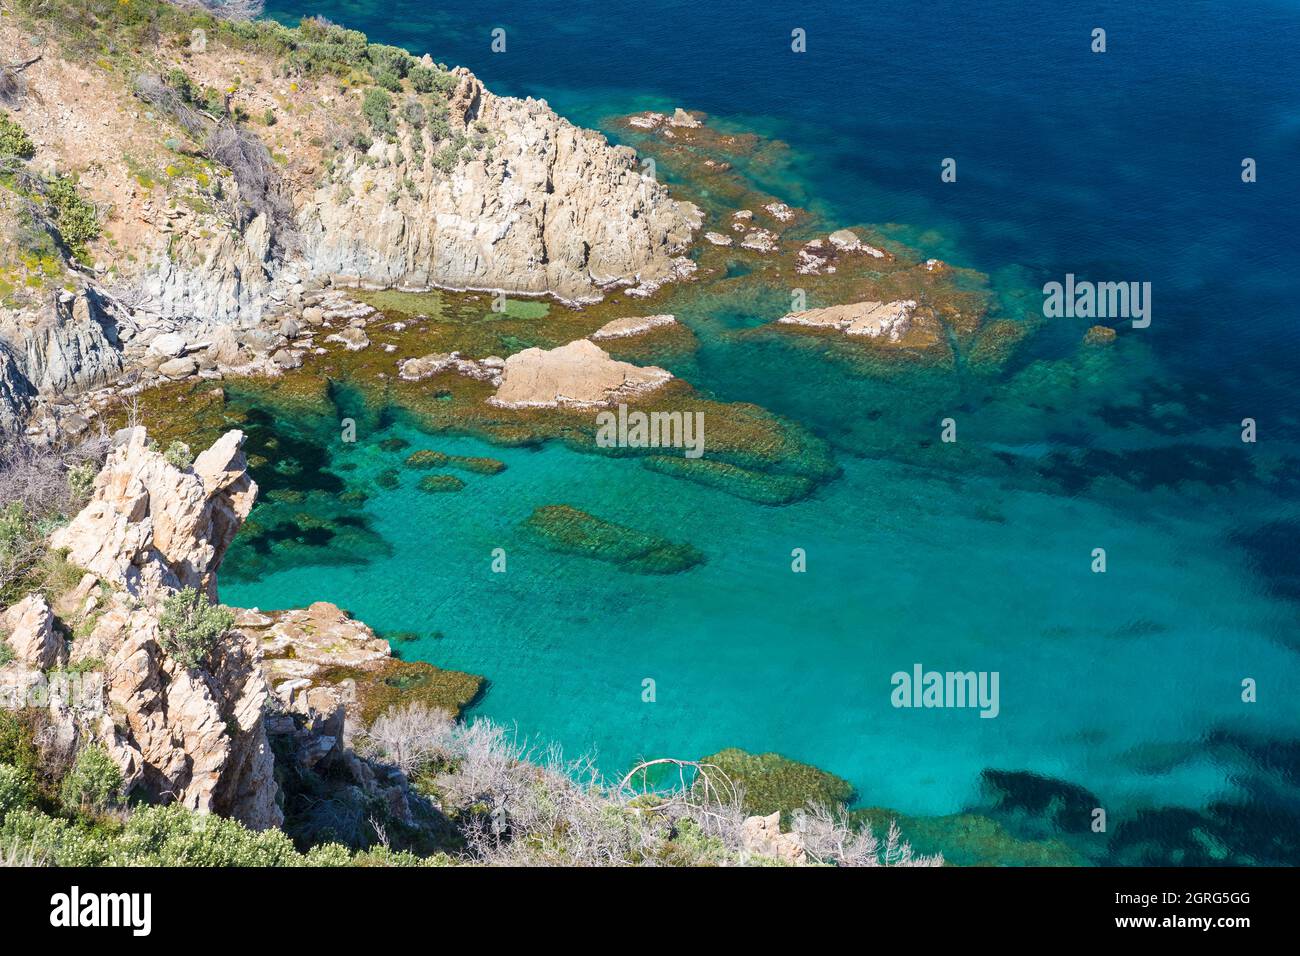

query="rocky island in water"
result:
[0,0,1295,890]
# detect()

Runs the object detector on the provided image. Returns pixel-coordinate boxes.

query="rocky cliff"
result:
[4,428,279,828]
[299,68,700,304]
[0,9,700,436]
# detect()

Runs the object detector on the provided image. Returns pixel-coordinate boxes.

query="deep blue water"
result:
[264,0,1300,408]
[234,0,1300,863]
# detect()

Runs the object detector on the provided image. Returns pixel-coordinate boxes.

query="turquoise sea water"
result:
[227,1,1300,863]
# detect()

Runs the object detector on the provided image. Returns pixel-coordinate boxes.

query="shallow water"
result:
[229,0,1300,863]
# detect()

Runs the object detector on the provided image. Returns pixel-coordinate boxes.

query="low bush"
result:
[59,744,121,814]
[163,440,194,470]
[0,763,34,822]
[44,176,100,258]
[157,587,235,670]
[361,87,394,137]
[0,111,35,159]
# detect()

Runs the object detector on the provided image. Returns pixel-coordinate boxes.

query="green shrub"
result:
[367,43,412,79]
[0,712,43,805]
[262,107,277,126]
[408,65,436,93]
[0,642,13,668]
[157,587,235,670]
[0,112,35,159]
[0,763,35,822]
[163,440,194,470]
[427,116,451,142]
[59,744,121,814]
[165,68,195,103]
[373,70,402,93]
[412,68,456,97]
[0,502,39,603]
[0,801,430,867]
[361,87,394,136]
[0,501,30,553]
[0,808,110,866]
[431,144,457,174]
[44,176,101,258]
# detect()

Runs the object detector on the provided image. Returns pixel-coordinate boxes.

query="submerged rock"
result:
[523,504,704,574]
[417,474,465,493]
[1084,324,1117,346]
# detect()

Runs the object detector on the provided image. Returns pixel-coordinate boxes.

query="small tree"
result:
[158,587,235,670]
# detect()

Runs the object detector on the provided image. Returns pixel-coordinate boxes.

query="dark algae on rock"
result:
[522,504,706,574]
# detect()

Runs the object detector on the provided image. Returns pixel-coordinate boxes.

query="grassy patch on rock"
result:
[316,658,483,724]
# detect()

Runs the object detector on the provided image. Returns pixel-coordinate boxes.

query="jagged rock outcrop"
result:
[0,345,34,435]
[0,287,125,434]
[298,69,701,303]
[89,596,280,828]
[140,213,276,329]
[488,339,672,409]
[1,594,65,670]
[30,428,282,828]
[15,289,124,395]
[51,428,257,599]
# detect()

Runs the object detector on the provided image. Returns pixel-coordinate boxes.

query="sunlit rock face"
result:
[51,427,257,600]
[298,69,701,304]
[489,339,672,409]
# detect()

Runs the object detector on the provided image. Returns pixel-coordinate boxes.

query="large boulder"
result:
[50,428,257,599]
[488,339,672,409]
[1,594,65,670]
